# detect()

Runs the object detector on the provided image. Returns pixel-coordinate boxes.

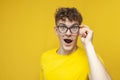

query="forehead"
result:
[57,18,79,26]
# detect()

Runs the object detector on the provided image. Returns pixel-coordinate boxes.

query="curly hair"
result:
[55,7,83,25]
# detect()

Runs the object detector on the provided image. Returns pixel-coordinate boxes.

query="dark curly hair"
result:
[55,7,83,25]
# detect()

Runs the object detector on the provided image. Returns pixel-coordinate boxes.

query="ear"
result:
[54,26,58,35]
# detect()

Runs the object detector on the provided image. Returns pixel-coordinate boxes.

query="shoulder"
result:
[41,48,57,59]
[40,48,57,65]
[75,47,89,62]
[42,48,57,55]
[77,47,86,55]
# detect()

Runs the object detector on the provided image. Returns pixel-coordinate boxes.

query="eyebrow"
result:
[58,23,66,26]
[58,23,79,27]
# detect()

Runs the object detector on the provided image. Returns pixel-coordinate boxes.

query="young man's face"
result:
[55,18,80,52]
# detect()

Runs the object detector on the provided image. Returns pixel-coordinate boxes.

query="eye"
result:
[59,26,67,30]
[71,26,79,31]
[58,26,67,33]
[70,25,79,33]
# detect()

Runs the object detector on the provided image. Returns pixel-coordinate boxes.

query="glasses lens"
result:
[70,26,79,33]
[58,26,67,33]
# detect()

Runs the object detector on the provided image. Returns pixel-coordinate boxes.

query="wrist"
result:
[83,41,93,47]
[84,41,95,55]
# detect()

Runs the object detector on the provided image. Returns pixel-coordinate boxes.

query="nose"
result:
[65,29,72,36]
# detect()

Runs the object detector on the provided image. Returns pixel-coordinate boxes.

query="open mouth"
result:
[64,39,73,44]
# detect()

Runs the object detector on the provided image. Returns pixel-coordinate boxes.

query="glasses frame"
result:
[56,24,80,34]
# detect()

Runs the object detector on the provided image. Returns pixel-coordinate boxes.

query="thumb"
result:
[81,37,85,43]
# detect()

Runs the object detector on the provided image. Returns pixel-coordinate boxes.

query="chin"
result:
[63,45,74,52]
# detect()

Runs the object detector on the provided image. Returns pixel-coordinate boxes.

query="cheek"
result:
[72,34,79,39]
[57,33,64,40]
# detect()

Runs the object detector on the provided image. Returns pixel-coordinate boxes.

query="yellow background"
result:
[0,0,120,80]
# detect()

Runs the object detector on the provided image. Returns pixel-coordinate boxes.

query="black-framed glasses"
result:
[57,24,80,34]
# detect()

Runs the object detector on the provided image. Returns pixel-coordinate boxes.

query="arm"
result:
[79,25,111,80]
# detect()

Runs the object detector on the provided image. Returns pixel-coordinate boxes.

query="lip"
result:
[63,39,73,46]
[65,43,72,47]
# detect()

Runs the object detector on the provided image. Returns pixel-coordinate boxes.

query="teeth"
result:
[64,39,72,43]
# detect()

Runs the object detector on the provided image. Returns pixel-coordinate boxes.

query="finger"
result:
[82,33,87,38]
[79,29,87,38]
[80,26,93,35]
[79,27,88,35]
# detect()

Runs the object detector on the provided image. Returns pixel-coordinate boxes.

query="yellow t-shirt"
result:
[40,47,90,80]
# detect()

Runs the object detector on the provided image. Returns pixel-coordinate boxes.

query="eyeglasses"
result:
[57,24,80,34]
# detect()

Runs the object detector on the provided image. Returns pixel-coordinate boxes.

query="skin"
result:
[55,18,79,55]
[55,18,111,80]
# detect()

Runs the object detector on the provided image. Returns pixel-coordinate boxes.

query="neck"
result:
[57,46,78,55]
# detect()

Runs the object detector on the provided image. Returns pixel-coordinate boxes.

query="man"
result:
[40,7,111,80]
